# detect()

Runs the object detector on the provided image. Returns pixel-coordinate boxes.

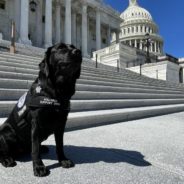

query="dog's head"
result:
[39,43,82,88]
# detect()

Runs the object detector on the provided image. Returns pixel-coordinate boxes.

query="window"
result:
[0,0,5,10]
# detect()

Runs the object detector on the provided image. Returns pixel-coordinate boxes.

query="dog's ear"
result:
[39,46,53,77]
[39,59,49,77]
[45,46,53,62]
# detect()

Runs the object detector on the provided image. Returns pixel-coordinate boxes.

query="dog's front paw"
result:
[1,157,17,167]
[60,159,75,168]
[33,160,50,177]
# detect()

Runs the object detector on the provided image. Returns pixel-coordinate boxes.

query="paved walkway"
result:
[1,112,184,184]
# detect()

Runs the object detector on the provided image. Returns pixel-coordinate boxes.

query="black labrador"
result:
[0,43,82,177]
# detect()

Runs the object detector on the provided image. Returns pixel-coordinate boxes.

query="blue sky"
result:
[104,0,184,58]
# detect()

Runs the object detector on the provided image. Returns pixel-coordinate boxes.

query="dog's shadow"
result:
[17,145,151,170]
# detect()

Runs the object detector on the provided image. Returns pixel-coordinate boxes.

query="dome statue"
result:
[119,0,164,55]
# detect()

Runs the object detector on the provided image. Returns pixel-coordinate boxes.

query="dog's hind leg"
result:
[0,135,17,167]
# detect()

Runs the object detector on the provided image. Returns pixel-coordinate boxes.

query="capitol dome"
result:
[119,0,164,55]
[120,3,152,21]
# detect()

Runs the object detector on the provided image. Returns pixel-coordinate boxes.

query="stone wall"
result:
[127,61,180,83]
[92,42,158,68]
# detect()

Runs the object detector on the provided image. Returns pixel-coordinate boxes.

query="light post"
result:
[95,53,98,68]
[143,33,152,64]
[10,20,15,53]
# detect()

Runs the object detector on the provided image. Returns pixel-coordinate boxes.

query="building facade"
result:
[0,0,121,57]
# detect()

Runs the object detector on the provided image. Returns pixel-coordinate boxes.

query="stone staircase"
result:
[0,51,184,130]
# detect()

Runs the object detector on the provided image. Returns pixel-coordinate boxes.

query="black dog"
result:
[0,43,82,177]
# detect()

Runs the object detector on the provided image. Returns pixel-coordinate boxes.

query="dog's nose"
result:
[72,49,81,56]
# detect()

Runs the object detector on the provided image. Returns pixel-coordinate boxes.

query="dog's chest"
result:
[36,109,63,140]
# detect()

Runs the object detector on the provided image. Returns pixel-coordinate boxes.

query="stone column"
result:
[134,26,136,33]
[55,1,61,43]
[158,42,160,53]
[154,42,157,53]
[72,12,77,46]
[44,0,52,48]
[82,4,88,57]
[64,0,72,44]
[19,0,31,45]
[60,16,64,42]
[14,0,20,41]
[36,0,43,47]
[142,25,145,33]
[140,40,143,50]
[116,30,119,43]
[96,8,101,50]
[107,25,111,45]
[138,25,141,33]
[135,39,137,48]
[129,40,132,46]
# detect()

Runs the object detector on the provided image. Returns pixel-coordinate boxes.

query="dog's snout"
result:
[72,49,81,56]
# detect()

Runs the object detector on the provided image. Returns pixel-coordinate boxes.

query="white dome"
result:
[118,0,164,55]
[120,1,152,22]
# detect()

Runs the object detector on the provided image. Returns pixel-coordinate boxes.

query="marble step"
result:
[0,78,183,94]
[0,51,42,61]
[0,81,183,100]
[0,54,41,63]
[0,58,183,90]
[0,54,184,90]
[66,104,184,130]
[0,70,170,89]
[1,103,184,129]
[1,98,184,117]
[0,88,184,101]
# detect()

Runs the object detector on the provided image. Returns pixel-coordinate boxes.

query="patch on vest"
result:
[35,86,41,93]
[17,92,27,108]
[18,105,27,116]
